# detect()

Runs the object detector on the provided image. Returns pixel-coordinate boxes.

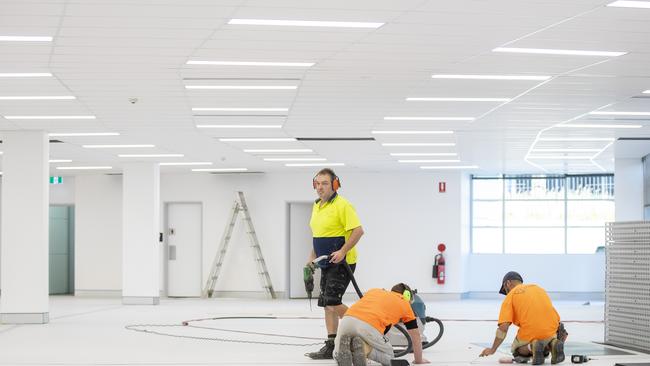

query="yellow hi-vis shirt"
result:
[309,193,361,265]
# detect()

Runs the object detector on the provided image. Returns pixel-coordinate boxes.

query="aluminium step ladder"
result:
[202,191,276,299]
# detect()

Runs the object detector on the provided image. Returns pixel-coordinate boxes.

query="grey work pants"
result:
[334,315,394,366]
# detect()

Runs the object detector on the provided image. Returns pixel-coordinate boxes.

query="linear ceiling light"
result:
[589,111,650,116]
[420,165,478,170]
[0,96,75,100]
[83,144,155,148]
[185,85,297,90]
[0,73,52,77]
[432,74,550,81]
[244,149,313,153]
[285,163,345,167]
[56,166,112,170]
[643,90,650,94]
[119,154,184,158]
[192,168,248,172]
[4,115,96,120]
[264,158,326,162]
[49,159,72,163]
[219,138,296,142]
[558,124,642,128]
[371,130,454,135]
[528,156,594,160]
[391,153,457,156]
[398,159,461,163]
[228,19,384,28]
[49,132,119,137]
[381,143,456,147]
[493,47,627,57]
[538,137,614,142]
[383,117,475,121]
[192,107,289,112]
[531,148,601,152]
[607,1,650,8]
[0,36,52,42]
[159,162,212,166]
[406,97,511,102]
[187,60,314,67]
[197,125,282,129]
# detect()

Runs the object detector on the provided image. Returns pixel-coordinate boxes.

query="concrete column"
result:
[0,131,49,324]
[122,163,160,305]
[614,158,644,221]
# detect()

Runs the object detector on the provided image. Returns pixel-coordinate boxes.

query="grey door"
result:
[49,206,74,295]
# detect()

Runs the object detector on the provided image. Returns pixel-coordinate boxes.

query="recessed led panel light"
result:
[228,19,384,28]
[420,165,478,170]
[197,125,282,129]
[119,154,184,158]
[83,144,155,148]
[187,60,314,67]
[244,149,313,153]
[382,143,456,147]
[159,162,212,166]
[589,111,650,116]
[398,159,461,163]
[531,148,601,153]
[49,132,120,137]
[186,85,297,90]
[0,36,52,42]
[538,137,614,142]
[0,96,75,100]
[192,168,248,172]
[56,166,112,170]
[49,159,72,163]
[219,138,296,142]
[4,115,96,120]
[192,107,288,112]
[285,163,345,167]
[391,153,457,157]
[264,158,326,162]
[607,1,650,8]
[558,124,642,128]
[643,90,650,94]
[432,74,550,81]
[493,47,627,57]
[383,117,474,121]
[372,130,454,135]
[528,156,593,160]
[406,97,511,102]
[0,73,52,77]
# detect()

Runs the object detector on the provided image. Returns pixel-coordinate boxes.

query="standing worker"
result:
[306,168,364,360]
[479,271,567,365]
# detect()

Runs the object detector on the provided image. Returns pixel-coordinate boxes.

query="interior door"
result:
[167,203,202,297]
[289,202,321,298]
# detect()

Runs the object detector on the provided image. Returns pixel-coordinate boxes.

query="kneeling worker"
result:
[479,271,566,365]
[334,283,430,366]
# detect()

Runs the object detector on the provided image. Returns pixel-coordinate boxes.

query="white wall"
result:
[615,158,644,221]
[50,177,75,205]
[74,175,122,293]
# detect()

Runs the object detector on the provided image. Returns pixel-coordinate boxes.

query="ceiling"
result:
[1,0,649,176]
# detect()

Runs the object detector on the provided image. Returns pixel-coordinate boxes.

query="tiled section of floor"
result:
[0,297,647,365]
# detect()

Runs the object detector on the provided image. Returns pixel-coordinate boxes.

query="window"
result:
[471,174,614,254]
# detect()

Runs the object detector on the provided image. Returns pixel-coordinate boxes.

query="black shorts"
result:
[318,263,356,307]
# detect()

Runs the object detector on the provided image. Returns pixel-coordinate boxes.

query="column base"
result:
[1,312,49,324]
[122,296,159,305]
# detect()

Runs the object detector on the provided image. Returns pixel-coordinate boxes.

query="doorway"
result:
[49,205,74,295]
[165,203,202,297]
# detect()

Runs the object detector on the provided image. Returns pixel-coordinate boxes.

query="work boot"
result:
[390,360,411,366]
[351,336,366,366]
[513,356,531,364]
[531,341,545,365]
[334,335,353,366]
[306,338,334,359]
[550,339,565,364]
[556,323,568,342]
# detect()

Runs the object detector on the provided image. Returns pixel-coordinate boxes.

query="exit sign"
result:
[49,176,63,184]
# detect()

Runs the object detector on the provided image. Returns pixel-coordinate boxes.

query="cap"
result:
[499,271,523,295]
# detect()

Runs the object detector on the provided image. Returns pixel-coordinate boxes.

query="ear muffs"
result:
[400,283,413,303]
[312,175,341,191]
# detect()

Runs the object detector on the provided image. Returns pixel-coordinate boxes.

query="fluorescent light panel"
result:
[398,159,461,163]
[244,149,312,153]
[228,19,384,28]
[383,117,474,121]
[0,36,52,42]
[4,115,96,120]
[285,163,345,167]
[558,124,642,128]
[187,60,314,67]
[391,153,457,156]
[643,90,650,94]
[264,158,326,162]
[186,85,297,90]
[197,125,282,129]
[192,107,288,112]
[589,111,650,116]
[192,168,248,172]
[0,96,75,100]
[382,143,456,147]
[0,73,51,77]
[372,130,454,135]
[49,159,72,163]
[119,154,184,158]
[420,165,478,170]
[528,156,593,160]
[49,132,119,137]
[532,148,601,152]
[607,1,650,8]
[432,74,550,81]
[219,138,296,142]
[538,137,614,142]
[159,162,212,166]
[83,144,155,148]
[56,166,112,170]
[493,47,627,57]
[406,97,511,102]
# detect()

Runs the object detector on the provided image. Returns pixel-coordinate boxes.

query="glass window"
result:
[472,228,503,253]
[505,177,564,200]
[473,179,503,200]
[567,201,615,227]
[473,201,503,227]
[567,227,606,254]
[505,201,564,227]
[505,228,565,254]
[567,175,614,199]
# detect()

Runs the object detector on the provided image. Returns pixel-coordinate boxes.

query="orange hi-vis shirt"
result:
[498,284,560,342]
[345,288,416,334]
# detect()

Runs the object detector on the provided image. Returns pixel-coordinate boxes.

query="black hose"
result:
[342,261,364,299]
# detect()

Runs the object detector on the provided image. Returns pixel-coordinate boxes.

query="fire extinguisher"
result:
[433,243,446,284]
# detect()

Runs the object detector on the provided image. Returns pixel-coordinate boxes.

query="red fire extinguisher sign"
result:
[439,182,446,193]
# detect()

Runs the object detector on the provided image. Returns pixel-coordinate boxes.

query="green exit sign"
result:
[49,176,63,184]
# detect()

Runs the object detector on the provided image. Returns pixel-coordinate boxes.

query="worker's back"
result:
[499,284,560,341]
[346,288,416,334]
